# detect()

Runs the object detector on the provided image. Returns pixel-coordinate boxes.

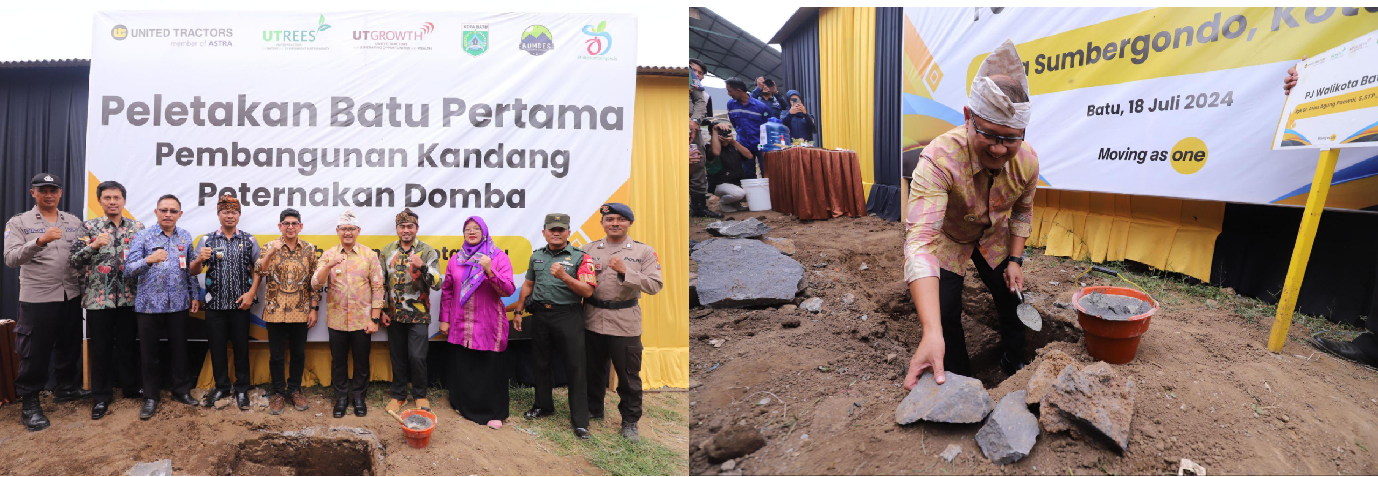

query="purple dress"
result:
[439,217,517,424]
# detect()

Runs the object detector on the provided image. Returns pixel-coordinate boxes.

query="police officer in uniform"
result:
[583,203,663,442]
[3,173,89,431]
[514,213,597,440]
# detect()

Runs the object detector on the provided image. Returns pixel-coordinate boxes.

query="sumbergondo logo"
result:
[263,14,331,45]
[581,21,611,56]
[112,24,128,40]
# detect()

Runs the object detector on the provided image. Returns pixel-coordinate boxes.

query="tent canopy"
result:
[689,7,782,85]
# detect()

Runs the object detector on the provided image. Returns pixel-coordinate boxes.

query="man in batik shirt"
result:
[255,208,319,415]
[191,194,261,410]
[379,208,442,414]
[312,209,383,418]
[69,180,145,420]
[903,40,1040,390]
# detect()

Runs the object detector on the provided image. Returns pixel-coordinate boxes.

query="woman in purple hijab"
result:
[439,216,516,429]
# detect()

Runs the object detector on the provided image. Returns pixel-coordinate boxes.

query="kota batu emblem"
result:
[519,25,554,56]
[462,23,489,57]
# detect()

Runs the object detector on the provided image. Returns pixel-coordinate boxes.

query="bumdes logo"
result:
[519,25,554,56]
[581,21,612,56]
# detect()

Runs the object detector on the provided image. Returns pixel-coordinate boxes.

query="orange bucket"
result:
[398,409,437,449]
[1072,286,1158,364]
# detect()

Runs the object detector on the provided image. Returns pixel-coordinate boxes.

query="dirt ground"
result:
[689,209,1378,475]
[0,385,688,475]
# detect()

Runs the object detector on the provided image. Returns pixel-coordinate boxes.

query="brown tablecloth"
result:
[762,148,866,220]
[0,320,17,404]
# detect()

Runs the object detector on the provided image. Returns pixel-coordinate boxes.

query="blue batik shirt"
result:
[193,229,260,311]
[124,226,202,314]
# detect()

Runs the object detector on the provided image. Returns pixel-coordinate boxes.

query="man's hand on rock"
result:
[904,335,946,390]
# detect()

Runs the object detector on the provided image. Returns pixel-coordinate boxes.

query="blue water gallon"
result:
[759,117,791,152]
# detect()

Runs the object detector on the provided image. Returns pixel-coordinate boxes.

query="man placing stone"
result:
[902,40,1040,389]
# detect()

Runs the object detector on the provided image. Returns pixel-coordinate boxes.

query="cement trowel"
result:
[1015,289,1042,331]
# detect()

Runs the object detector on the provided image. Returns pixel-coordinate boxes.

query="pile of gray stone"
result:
[693,218,809,308]
[894,348,1136,464]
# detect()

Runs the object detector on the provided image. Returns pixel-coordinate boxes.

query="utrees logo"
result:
[581,21,612,56]
[519,25,554,56]
[463,23,489,57]
[263,14,330,43]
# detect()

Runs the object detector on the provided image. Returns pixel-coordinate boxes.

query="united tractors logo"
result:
[112,24,128,40]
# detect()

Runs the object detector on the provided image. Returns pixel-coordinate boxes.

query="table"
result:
[762,148,866,220]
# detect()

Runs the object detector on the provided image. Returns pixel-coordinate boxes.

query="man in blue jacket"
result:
[725,77,771,178]
[780,90,817,144]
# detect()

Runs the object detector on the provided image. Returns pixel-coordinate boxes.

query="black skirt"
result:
[447,344,510,424]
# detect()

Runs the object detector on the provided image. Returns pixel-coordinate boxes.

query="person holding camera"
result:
[781,90,817,144]
[753,76,788,119]
[707,120,752,214]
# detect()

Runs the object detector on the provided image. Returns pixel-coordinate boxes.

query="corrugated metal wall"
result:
[779,11,822,143]
[868,7,904,221]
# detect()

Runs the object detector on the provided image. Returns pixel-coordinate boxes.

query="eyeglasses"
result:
[972,124,1024,147]
[338,227,359,233]
[156,208,180,215]
[280,222,302,228]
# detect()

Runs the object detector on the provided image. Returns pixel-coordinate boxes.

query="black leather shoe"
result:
[202,389,228,408]
[574,428,592,440]
[172,392,199,406]
[20,394,50,432]
[92,401,110,420]
[53,388,92,403]
[139,399,158,420]
[236,392,250,410]
[999,352,1028,376]
[524,407,554,420]
[352,396,367,417]
[1311,337,1378,367]
[333,397,349,418]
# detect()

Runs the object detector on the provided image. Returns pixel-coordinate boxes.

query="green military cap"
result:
[544,213,571,230]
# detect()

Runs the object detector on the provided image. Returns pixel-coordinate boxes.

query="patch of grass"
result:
[507,386,684,476]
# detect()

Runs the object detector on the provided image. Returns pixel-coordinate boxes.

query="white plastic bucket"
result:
[741,178,772,212]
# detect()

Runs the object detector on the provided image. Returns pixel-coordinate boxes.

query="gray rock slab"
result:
[1043,363,1135,452]
[707,218,771,238]
[693,239,805,308]
[977,391,1039,464]
[896,372,993,425]
[128,460,173,476]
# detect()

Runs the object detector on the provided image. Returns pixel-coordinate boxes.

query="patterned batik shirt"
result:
[379,240,442,324]
[69,216,146,310]
[904,126,1039,282]
[312,244,384,331]
[256,238,319,323]
[193,229,261,311]
[124,227,202,314]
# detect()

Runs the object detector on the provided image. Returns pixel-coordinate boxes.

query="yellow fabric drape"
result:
[626,74,690,389]
[819,7,877,200]
[184,74,691,391]
[1029,190,1223,281]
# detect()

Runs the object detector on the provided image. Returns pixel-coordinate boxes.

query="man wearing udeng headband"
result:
[902,39,1041,389]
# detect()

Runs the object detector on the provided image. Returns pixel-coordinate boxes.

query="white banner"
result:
[88,11,638,340]
[902,7,1378,210]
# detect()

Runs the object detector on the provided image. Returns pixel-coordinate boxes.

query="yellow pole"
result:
[1267,148,1340,352]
